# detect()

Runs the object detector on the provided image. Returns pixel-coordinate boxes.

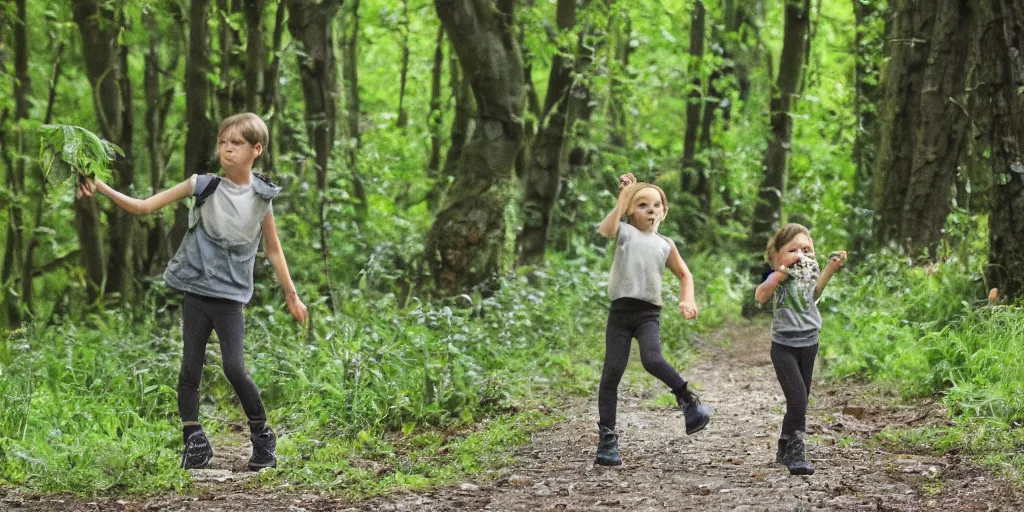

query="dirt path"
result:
[6,322,1024,511]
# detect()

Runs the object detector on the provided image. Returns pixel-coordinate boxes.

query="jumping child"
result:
[77,112,307,471]
[754,223,846,475]
[593,173,713,467]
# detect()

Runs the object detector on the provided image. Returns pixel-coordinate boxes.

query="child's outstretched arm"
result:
[814,251,847,299]
[77,178,192,215]
[666,240,698,319]
[261,211,308,324]
[755,267,789,305]
[597,174,637,239]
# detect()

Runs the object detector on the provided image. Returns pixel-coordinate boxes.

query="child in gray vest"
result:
[754,223,846,475]
[76,113,307,471]
[592,173,713,466]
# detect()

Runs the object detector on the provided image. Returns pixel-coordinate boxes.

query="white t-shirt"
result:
[607,222,672,306]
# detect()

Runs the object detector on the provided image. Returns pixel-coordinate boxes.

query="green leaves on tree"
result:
[37,124,123,186]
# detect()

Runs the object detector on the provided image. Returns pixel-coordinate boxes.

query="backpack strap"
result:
[194,176,221,209]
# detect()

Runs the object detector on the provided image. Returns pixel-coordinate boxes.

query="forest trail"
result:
[8,322,1024,511]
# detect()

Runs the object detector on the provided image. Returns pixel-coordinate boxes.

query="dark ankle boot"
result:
[595,424,622,466]
[675,386,712,435]
[775,436,789,464]
[782,431,815,475]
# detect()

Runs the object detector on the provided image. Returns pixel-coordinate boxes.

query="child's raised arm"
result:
[814,251,847,299]
[665,239,698,319]
[755,267,788,305]
[597,174,637,239]
[78,178,192,215]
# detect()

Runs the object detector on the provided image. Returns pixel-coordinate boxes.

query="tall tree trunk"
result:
[515,0,581,267]
[2,0,28,326]
[847,0,886,256]
[72,0,136,302]
[286,0,342,312]
[873,0,934,246]
[342,0,369,220]
[747,0,811,276]
[435,47,474,206]
[178,0,217,249]
[976,0,1024,299]
[216,0,246,117]
[424,0,525,295]
[515,24,541,181]
[607,12,632,149]
[426,25,445,212]
[681,1,705,195]
[898,1,972,257]
[262,1,287,173]
[143,14,179,274]
[244,0,268,113]
[396,0,411,129]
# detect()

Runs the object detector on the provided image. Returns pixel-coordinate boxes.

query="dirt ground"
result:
[5,321,1024,511]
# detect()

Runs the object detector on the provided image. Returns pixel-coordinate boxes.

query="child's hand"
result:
[826,251,847,271]
[286,292,308,324]
[618,173,636,191]
[679,299,699,319]
[776,265,790,282]
[76,178,98,199]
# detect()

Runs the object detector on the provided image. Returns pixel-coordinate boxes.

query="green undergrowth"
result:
[820,243,1024,480]
[0,251,738,496]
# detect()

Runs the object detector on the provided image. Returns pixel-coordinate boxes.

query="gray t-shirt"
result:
[771,265,822,347]
[163,173,280,303]
[608,222,672,307]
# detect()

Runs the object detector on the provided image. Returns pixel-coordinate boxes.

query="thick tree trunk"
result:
[396,0,411,129]
[216,0,246,117]
[2,0,28,326]
[244,0,268,113]
[977,0,1024,299]
[72,0,136,301]
[143,15,179,274]
[178,0,217,249]
[873,0,934,246]
[515,0,580,267]
[424,0,525,295]
[848,0,886,255]
[899,1,972,257]
[262,2,287,173]
[747,0,811,256]
[607,12,632,149]
[681,1,705,195]
[437,50,474,202]
[342,0,369,220]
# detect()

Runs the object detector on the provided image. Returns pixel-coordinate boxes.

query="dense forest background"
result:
[1,0,1024,497]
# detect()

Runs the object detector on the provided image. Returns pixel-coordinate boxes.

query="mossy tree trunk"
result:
[424,0,524,295]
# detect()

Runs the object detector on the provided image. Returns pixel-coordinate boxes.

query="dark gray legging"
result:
[178,292,266,426]
[770,342,818,437]
[598,305,687,429]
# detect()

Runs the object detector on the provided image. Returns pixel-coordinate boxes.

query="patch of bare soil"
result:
[6,321,1024,511]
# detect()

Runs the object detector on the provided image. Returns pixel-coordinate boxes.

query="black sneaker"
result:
[775,437,788,465]
[676,389,712,435]
[595,424,622,466]
[248,425,277,470]
[181,430,214,469]
[782,431,815,475]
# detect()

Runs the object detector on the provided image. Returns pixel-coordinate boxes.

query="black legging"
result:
[178,292,267,427]
[598,302,687,429]
[770,342,818,437]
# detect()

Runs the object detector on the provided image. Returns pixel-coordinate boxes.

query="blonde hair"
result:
[626,183,669,225]
[766,223,811,266]
[218,112,269,148]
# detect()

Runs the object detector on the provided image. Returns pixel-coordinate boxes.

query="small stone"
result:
[459,483,480,492]
[508,475,533,487]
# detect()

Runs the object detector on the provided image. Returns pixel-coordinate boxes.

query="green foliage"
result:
[38,124,121,185]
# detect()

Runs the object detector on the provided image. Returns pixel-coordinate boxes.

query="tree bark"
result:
[216,0,246,117]
[2,0,28,326]
[873,0,934,246]
[178,0,217,250]
[515,0,580,267]
[396,0,411,129]
[747,0,811,257]
[437,47,474,204]
[899,0,972,257]
[262,1,287,173]
[607,12,632,149]
[424,0,525,295]
[244,0,268,113]
[426,25,445,212]
[681,1,705,195]
[72,0,136,301]
[976,0,1024,299]
[143,14,180,274]
[341,0,369,220]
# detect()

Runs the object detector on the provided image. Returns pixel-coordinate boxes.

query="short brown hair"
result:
[626,183,669,224]
[766,223,810,264]
[218,112,269,148]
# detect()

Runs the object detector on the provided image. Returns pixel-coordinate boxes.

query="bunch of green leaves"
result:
[38,124,121,185]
